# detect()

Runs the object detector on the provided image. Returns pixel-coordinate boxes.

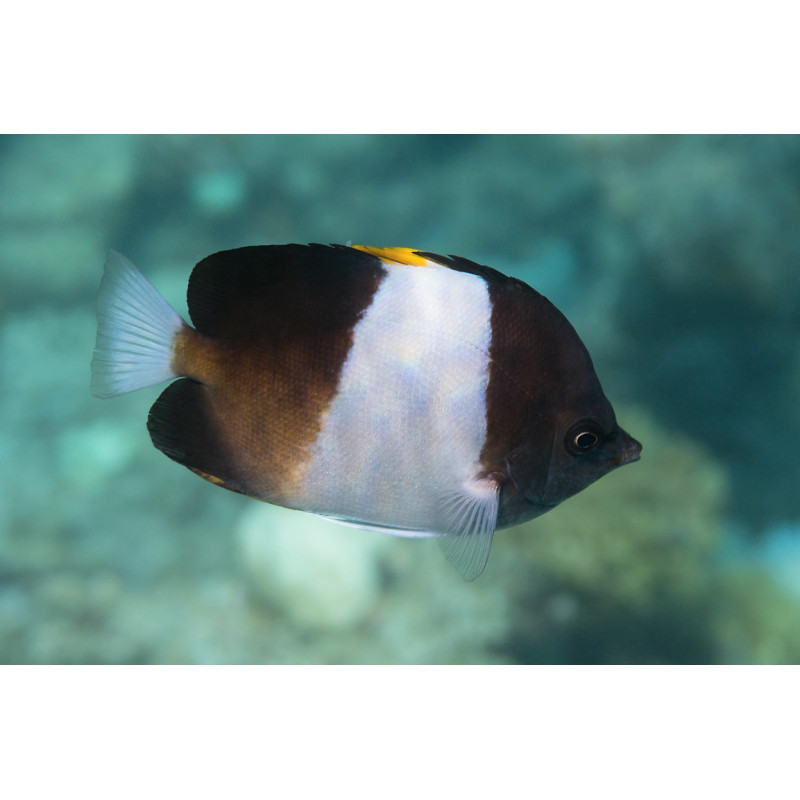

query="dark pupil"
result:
[575,431,598,450]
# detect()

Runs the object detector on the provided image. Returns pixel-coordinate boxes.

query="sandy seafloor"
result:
[1,134,799,664]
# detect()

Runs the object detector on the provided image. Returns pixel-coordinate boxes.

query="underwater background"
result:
[1,133,798,664]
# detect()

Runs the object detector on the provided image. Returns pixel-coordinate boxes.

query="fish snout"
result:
[615,428,642,466]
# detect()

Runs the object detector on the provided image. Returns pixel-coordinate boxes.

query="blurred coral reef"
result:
[501,408,726,662]
[1,134,798,663]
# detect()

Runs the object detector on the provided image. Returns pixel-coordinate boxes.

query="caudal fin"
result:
[91,251,186,398]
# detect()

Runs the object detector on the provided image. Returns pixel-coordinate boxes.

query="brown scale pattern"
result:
[147,245,386,505]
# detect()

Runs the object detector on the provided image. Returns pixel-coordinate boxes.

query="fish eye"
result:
[566,421,603,455]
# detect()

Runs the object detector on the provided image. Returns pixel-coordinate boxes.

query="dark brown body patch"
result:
[147,245,386,504]
[419,250,608,526]
[420,250,593,462]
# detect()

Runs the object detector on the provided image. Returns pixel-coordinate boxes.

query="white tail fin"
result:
[91,251,186,399]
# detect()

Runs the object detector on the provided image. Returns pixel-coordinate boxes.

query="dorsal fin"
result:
[186,244,384,337]
[416,250,526,288]
[349,245,430,267]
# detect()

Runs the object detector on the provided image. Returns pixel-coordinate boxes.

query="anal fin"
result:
[147,378,248,496]
[438,476,500,582]
[316,514,440,539]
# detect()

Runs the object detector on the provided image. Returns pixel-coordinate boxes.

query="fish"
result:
[91,244,641,581]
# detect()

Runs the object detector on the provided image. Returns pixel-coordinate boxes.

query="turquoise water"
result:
[1,134,798,664]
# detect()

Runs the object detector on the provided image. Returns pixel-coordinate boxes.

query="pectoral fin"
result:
[438,476,500,582]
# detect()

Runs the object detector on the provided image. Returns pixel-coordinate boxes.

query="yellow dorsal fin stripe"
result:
[351,245,430,267]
